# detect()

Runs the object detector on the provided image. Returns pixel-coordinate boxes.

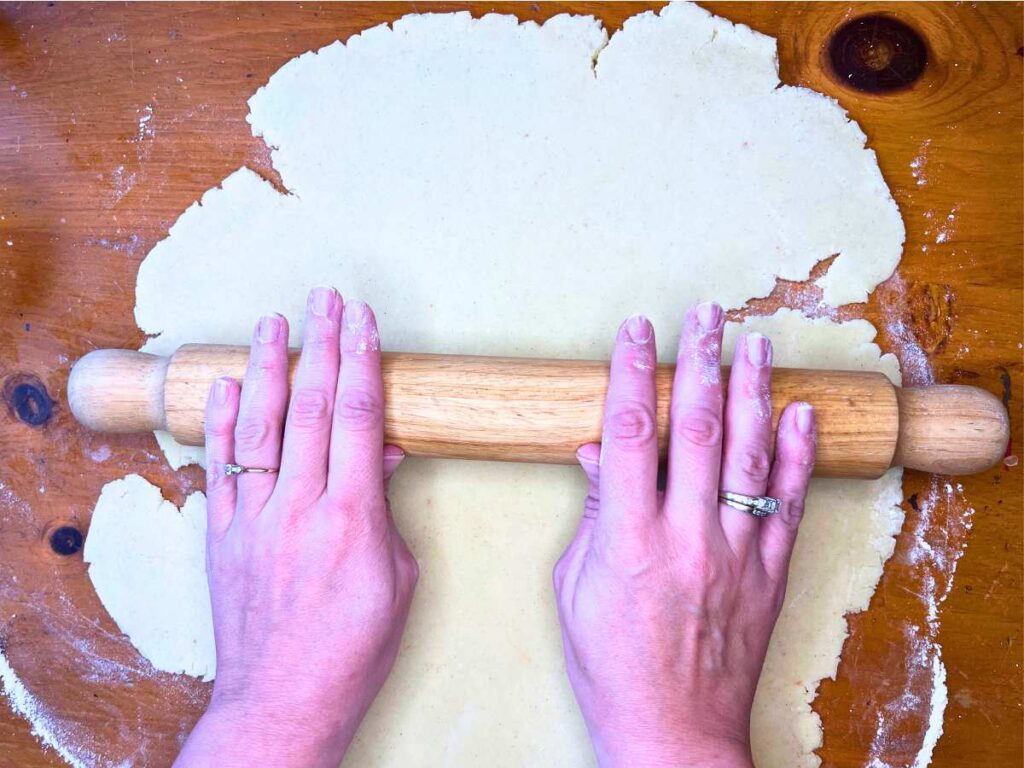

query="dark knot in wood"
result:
[828,15,928,93]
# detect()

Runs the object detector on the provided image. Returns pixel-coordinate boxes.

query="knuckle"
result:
[205,416,235,440]
[403,555,420,588]
[674,407,722,447]
[605,401,657,448]
[736,447,772,484]
[249,352,284,378]
[288,388,331,428]
[337,388,383,431]
[552,554,568,587]
[235,417,272,450]
[303,323,337,353]
[780,493,807,524]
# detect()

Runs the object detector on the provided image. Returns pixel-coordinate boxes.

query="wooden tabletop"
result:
[0,3,1020,766]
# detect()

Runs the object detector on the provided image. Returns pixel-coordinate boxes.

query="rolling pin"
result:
[67,345,1010,478]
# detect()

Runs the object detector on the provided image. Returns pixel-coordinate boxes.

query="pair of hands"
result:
[174,288,816,768]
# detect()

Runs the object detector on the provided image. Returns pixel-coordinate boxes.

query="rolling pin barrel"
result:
[68,345,1010,478]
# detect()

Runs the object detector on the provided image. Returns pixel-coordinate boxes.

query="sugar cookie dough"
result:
[84,475,215,681]
[87,4,910,766]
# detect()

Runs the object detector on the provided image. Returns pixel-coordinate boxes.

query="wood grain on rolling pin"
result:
[170,347,900,475]
[69,345,1010,478]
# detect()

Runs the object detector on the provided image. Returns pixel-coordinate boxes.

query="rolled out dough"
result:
[86,4,910,767]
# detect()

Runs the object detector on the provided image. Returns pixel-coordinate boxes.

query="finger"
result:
[234,313,290,516]
[663,301,725,531]
[380,447,406,530]
[204,376,240,541]
[553,444,599,607]
[760,402,816,582]
[719,332,774,556]
[327,299,386,508]
[277,287,343,499]
[596,315,659,543]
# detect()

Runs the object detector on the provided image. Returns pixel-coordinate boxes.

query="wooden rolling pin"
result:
[67,345,1010,478]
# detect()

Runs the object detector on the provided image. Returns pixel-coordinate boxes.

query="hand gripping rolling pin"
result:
[67,345,1010,478]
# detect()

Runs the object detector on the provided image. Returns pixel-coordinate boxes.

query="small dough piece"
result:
[84,475,215,681]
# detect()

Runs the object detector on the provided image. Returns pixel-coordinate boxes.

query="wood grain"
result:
[0,3,1020,766]
[67,344,1009,476]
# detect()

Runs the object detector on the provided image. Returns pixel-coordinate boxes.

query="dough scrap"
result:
[88,5,911,766]
[84,475,215,681]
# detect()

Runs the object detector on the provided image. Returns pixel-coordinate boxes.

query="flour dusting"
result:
[0,651,97,768]
[109,165,137,205]
[880,272,935,386]
[933,208,957,245]
[909,139,931,187]
[865,477,974,767]
[135,104,155,145]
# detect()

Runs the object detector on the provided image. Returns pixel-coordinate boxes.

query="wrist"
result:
[175,696,357,768]
[595,731,753,768]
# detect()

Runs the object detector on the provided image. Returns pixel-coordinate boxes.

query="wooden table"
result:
[0,3,1020,766]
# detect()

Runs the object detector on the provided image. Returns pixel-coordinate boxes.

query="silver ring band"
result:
[718,491,780,518]
[224,463,279,476]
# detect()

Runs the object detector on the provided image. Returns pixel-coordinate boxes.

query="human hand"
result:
[554,303,816,768]
[175,288,418,768]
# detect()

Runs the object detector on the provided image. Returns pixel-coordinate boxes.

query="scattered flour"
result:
[135,105,155,144]
[865,477,974,767]
[88,444,112,464]
[109,165,137,205]
[934,208,957,245]
[909,139,931,187]
[879,272,936,386]
[0,652,97,768]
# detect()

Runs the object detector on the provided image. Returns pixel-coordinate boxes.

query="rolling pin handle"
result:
[68,349,170,434]
[893,385,1010,475]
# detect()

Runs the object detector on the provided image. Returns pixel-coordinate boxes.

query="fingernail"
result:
[383,444,405,461]
[256,314,282,343]
[746,332,771,367]
[213,377,232,405]
[696,301,723,332]
[308,286,339,318]
[345,298,370,331]
[797,402,815,434]
[624,314,652,344]
[343,299,380,354]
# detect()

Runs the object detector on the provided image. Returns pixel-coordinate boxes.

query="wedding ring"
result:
[718,490,780,518]
[224,463,279,476]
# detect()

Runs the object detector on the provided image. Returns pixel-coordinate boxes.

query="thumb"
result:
[382,444,406,492]
[576,443,601,520]
[553,444,601,602]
